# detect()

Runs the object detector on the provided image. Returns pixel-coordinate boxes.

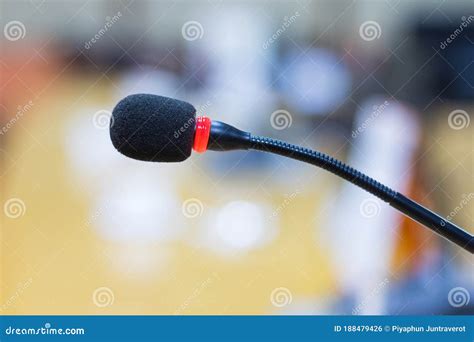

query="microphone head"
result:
[110,94,196,162]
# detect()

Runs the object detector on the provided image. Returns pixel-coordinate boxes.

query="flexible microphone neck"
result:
[202,118,474,253]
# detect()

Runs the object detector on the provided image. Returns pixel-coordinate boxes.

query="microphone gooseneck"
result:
[204,122,473,253]
[250,135,396,202]
[248,135,474,253]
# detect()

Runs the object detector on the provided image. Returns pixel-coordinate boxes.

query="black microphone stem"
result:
[248,135,474,254]
[206,121,473,253]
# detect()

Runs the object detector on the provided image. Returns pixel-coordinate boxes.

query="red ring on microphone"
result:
[193,116,211,153]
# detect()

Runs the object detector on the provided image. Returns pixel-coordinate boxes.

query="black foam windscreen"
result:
[110,94,196,162]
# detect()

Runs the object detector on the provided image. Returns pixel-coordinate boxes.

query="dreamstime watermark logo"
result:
[84,12,122,50]
[0,277,33,312]
[352,278,390,315]
[92,109,113,129]
[0,100,34,136]
[182,198,204,218]
[448,109,470,130]
[182,21,204,41]
[448,287,470,308]
[445,193,474,224]
[173,100,213,139]
[270,109,292,130]
[359,21,382,41]
[262,11,300,49]
[92,287,114,307]
[173,117,195,139]
[352,101,390,138]
[440,16,474,50]
[269,189,301,220]
[270,287,292,308]
[4,20,26,41]
[359,198,380,218]
[4,322,85,336]
[196,99,213,116]
[174,273,220,314]
[4,198,26,219]
[83,202,110,230]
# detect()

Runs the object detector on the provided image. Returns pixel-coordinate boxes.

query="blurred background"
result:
[1,0,473,315]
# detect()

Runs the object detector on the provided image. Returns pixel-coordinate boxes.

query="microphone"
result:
[110,94,474,254]
[110,93,251,162]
